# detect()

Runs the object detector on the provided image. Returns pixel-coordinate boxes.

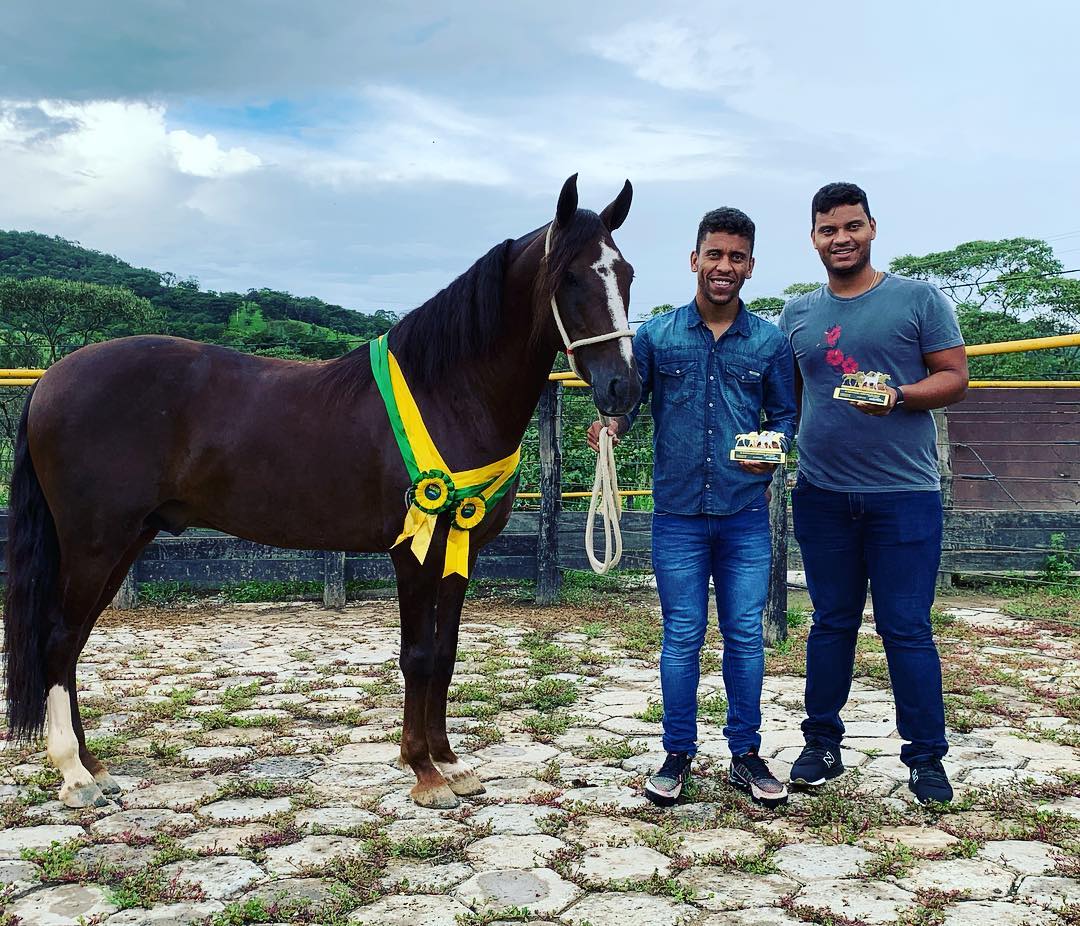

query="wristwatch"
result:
[893,385,905,407]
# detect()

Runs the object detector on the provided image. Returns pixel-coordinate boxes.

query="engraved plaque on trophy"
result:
[833,370,892,406]
[729,430,787,464]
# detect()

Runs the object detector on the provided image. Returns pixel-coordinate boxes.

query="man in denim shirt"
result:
[589,208,796,807]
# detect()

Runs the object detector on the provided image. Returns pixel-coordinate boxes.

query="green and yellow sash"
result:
[370,336,521,578]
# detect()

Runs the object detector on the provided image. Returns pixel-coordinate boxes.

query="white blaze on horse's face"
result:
[590,240,635,367]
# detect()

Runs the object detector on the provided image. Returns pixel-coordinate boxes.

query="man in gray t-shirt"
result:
[781,275,963,491]
[778,182,968,805]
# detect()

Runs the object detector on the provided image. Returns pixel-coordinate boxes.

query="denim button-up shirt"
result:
[627,299,797,515]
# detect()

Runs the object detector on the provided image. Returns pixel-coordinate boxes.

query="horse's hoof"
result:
[60,782,108,808]
[94,772,123,796]
[410,783,459,809]
[444,771,485,797]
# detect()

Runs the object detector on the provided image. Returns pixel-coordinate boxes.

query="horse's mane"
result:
[318,209,605,399]
[389,237,515,390]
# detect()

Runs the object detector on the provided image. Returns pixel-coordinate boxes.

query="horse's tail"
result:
[4,385,60,741]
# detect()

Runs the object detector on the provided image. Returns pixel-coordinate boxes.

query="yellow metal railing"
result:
[965,332,1080,356]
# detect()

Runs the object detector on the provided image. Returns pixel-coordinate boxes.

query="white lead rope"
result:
[544,221,632,575]
[585,417,624,574]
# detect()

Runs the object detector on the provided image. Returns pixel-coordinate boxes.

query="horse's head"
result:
[539,175,642,418]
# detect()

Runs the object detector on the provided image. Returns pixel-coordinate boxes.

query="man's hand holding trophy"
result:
[833,370,900,417]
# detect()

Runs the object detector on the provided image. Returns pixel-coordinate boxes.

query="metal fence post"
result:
[763,465,788,645]
[536,380,563,604]
[324,551,346,608]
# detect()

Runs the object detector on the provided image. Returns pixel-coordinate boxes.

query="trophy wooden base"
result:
[729,447,786,464]
[833,386,890,406]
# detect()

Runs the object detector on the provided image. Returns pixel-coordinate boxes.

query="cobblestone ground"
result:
[1,590,1078,925]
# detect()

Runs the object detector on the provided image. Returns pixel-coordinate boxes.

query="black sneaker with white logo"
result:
[645,752,692,807]
[790,743,845,788]
[908,758,953,804]
[729,751,788,808]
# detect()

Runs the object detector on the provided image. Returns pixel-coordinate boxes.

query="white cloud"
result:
[590,20,765,93]
[167,129,262,178]
[0,100,261,226]
[275,85,745,192]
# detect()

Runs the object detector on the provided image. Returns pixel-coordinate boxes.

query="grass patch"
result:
[388,834,466,863]
[462,723,505,752]
[522,712,577,740]
[580,736,646,762]
[557,568,642,605]
[222,580,323,602]
[518,678,578,712]
[620,608,664,655]
[139,687,197,721]
[138,581,205,605]
[21,839,84,880]
[697,692,728,724]
[863,842,917,879]
[636,700,664,723]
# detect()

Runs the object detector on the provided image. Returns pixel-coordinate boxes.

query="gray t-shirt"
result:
[779,274,964,492]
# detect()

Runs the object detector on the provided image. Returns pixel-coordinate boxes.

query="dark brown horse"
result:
[3,175,640,809]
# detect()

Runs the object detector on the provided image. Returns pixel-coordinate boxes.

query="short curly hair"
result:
[696,207,755,254]
[811,182,872,227]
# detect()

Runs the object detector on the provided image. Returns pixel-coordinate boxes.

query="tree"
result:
[0,277,162,366]
[889,238,1063,318]
[890,238,1079,380]
[638,303,675,321]
[747,297,783,317]
[783,283,822,298]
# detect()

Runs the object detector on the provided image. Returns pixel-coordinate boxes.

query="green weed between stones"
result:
[457,907,536,926]
[796,771,899,844]
[636,700,664,723]
[387,834,468,863]
[522,712,578,740]
[23,839,204,911]
[580,736,646,762]
[21,839,84,880]
[697,692,728,724]
[518,678,579,712]
[862,842,917,879]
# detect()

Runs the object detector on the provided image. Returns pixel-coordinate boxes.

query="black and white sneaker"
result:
[730,751,788,808]
[908,759,953,804]
[790,743,845,788]
[645,752,692,807]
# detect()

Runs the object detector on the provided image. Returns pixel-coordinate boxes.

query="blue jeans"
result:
[791,475,948,766]
[652,503,772,757]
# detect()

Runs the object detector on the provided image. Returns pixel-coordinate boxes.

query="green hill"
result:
[0,230,397,359]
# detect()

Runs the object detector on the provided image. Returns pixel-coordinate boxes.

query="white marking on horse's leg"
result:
[47,685,101,806]
[434,758,485,796]
[591,241,634,367]
[433,758,471,780]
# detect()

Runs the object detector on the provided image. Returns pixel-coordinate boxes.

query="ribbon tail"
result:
[395,506,437,566]
[443,528,471,579]
[410,515,437,565]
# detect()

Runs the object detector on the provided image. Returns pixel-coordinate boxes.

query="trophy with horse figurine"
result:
[729,430,787,464]
[833,370,893,406]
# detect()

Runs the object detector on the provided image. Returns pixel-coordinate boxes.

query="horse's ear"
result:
[600,179,633,232]
[555,174,579,228]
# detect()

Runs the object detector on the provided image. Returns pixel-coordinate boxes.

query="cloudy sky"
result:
[2,2,1079,319]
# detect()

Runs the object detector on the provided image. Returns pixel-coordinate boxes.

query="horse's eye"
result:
[563,270,578,286]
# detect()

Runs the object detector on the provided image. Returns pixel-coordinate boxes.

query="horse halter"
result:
[544,222,634,383]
